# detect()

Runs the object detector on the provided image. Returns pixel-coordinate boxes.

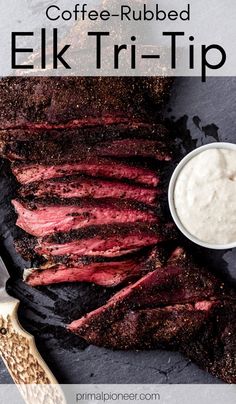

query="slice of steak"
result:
[24,257,147,287]
[12,199,158,237]
[0,122,169,142]
[11,158,160,186]
[1,139,172,163]
[19,177,160,206]
[0,116,132,132]
[0,77,171,129]
[97,139,172,161]
[111,247,236,307]
[24,245,165,287]
[35,224,172,258]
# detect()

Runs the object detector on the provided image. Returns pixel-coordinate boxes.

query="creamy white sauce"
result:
[174,148,236,244]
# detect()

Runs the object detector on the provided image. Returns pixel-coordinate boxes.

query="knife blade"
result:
[0,256,65,403]
[0,256,14,302]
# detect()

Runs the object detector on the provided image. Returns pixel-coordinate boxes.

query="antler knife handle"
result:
[0,300,65,403]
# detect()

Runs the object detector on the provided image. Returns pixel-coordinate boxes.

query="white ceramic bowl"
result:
[168,142,236,250]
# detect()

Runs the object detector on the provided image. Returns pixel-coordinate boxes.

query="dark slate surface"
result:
[0,77,235,384]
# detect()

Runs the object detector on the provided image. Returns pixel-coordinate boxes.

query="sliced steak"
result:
[35,224,171,258]
[12,199,158,237]
[2,116,132,131]
[1,139,171,163]
[19,177,160,206]
[0,122,169,142]
[24,245,164,287]
[97,139,171,161]
[12,158,160,186]
[24,257,146,287]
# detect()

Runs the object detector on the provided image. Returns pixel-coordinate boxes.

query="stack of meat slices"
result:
[0,77,175,288]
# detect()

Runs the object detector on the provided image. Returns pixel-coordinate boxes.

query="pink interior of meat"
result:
[195,301,215,311]
[25,257,145,287]
[20,179,159,206]
[12,199,158,237]
[12,159,160,187]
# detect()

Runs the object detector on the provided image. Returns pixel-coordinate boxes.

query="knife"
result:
[0,256,66,403]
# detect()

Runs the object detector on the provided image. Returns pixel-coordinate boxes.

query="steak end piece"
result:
[68,248,236,383]
[69,302,217,350]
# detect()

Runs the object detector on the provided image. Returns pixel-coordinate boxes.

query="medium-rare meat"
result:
[35,224,172,258]
[25,261,140,287]
[12,199,158,237]
[24,256,149,287]
[19,177,160,206]
[0,77,171,129]
[68,248,236,383]
[24,246,164,287]
[0,139,172,163]
[12,158,160,186]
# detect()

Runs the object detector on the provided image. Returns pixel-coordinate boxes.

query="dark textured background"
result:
[0,77,236,384]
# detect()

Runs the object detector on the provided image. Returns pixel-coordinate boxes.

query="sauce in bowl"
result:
[169,143,236,249]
